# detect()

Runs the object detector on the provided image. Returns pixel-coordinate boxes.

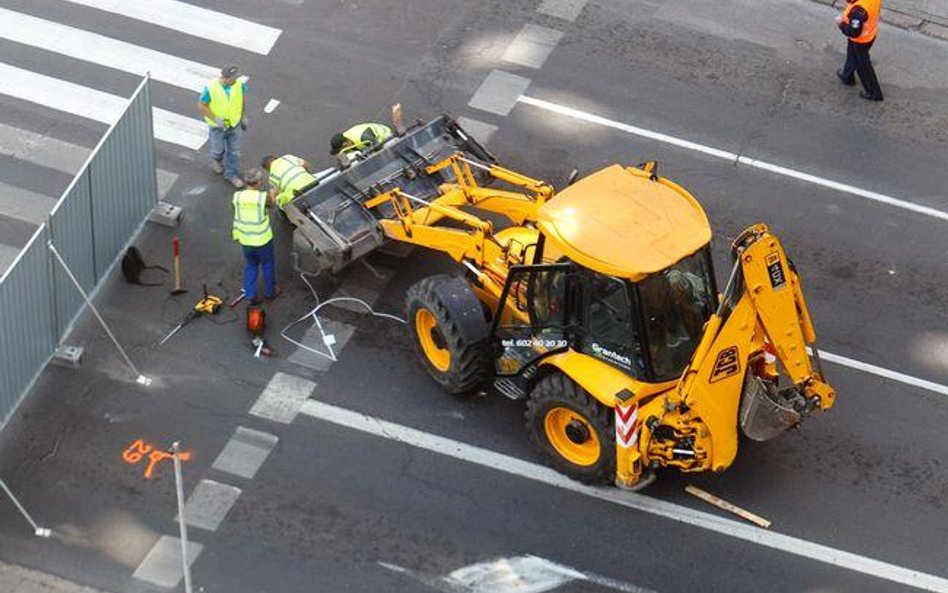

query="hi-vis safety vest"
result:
[843,0,881,44]
[232,190,272,246]
[341,123,393,153]
[268,155,316,208]
[204,79,244,128]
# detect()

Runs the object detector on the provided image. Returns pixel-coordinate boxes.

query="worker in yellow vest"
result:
[329,123,393,158]
[198,65,248,187]
[835,0,883,101]
[232,169,280,304]
[261,154,318,209]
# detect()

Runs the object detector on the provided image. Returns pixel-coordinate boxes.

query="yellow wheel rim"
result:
[544,407,600,467]
[415,309,450,372]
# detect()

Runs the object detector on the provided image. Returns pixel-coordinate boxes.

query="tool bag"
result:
[121,246,168,286]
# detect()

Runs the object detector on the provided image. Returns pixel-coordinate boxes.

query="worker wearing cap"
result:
[835,0,883,102]
[262,154,318,209]
[232,169,280,304]
[199,65,249,187]
[329,123,393,157]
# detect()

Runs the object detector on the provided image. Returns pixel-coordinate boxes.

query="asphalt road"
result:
[0,1,947,592]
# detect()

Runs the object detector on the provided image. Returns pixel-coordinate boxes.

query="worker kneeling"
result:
[262,154,317,209]
[329,123,393,163]
[233,169,280,305]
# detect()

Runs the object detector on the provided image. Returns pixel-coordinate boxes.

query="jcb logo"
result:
[710,346,740,382]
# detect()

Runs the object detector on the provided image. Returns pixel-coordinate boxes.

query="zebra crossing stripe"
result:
[0,8,218,93]
[0,62,206,150]
[59,0,282,55]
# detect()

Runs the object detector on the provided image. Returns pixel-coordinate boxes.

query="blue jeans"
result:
[209,125,243,179]
[241,240,276,301]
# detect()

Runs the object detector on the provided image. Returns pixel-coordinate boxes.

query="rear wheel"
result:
[526,373,615,484]
[405,275,491,394]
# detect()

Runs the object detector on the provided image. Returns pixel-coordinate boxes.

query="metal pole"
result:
[0,479,51,537]
[171,442,193,593]
[47,242,151,385]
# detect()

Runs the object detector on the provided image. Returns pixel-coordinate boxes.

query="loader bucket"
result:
[739,374,802,441]
[287,115,495,276]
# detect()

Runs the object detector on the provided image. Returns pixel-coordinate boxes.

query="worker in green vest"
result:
[198,64,248,188]
[261,154,318,209]
[329,123,393,157]
[232,169,280,304]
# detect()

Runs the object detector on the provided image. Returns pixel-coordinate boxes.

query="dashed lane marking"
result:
[249,372,316,424]
[537,0,589,22]
[133,535,202,588]
[517,95,948,222]
[502,24,565,69]
[469,70,532,117]
[457,117,498,144]
[287,319,356,372]
[299,399,948,593]
[211,426,278,480]
[58,0,282,55]
[175,479,241,532]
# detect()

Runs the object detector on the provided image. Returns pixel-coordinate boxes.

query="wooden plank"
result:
[685,485,772,529]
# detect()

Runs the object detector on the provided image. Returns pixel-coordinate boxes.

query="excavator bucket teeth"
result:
[739,374,802,441]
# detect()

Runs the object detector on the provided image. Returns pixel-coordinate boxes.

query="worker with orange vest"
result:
[835,0,883,102]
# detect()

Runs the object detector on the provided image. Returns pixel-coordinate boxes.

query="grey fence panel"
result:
[0,226,55,429]
[48,170,95,338]
[90,80,158,281]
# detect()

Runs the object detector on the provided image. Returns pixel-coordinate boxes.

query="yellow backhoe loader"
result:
[286,116,835,489]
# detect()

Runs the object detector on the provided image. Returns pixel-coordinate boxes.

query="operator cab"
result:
[491,164,718,387]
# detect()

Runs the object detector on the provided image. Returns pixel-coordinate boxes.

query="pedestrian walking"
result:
[199,65,248,187]
[262,154,318,209]
[835,0,883,102]
[232,169,281,305]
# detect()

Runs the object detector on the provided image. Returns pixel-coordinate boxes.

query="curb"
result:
[813,0,948,41]
[0,561,113,593]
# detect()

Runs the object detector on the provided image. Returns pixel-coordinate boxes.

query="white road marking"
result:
[287,319,356,372]
[0,63,206,150]
[517,95,948,222]
[58,0,282,55]
[0,243,20,275]
[537,0,589,22]
[502,24,564,70]
[299,399,948,593]
[211,426,278,479]
[457,117,498,144]
[817,349,948,396]
[249,372,316,424]
[0,8,218,93]
[0,183,57,225]
[175,479,241,532]
[264,98,280,114]
[0,122,89,173]
[132,535,202,588]
[469,70,532,117]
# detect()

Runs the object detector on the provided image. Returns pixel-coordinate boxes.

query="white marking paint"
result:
[0,8,218,92]
[175,479,241,531]
[456,117,498,145]
[249,372,316,424]
[0,183,57,225]
[300,399,948,593]
[502,24,564,70]
[264,98,280,114]
[537,0,589,22]
[58,0,282,55]
[133,536,202,588]
[211,426,278,479]
[0,62,207,150]
[469,70,532,117]
[517,96,948,222]
[816,349,948,396]
[0,243,20,275]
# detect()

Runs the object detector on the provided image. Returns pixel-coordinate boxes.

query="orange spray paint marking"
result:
[122,439,191,479]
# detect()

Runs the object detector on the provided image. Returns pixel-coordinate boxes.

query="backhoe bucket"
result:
[739,374,802,441]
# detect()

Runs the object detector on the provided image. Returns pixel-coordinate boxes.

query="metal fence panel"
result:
[90,80,158,280]
[48,170,95,338]
[0,226,55,429]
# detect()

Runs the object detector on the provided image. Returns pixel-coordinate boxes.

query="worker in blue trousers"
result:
[232,169,281,305]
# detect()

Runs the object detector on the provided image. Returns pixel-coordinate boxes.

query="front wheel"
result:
[525,373,615,484]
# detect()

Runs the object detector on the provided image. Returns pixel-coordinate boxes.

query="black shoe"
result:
[859,91,883,102]
[836,70,855,86]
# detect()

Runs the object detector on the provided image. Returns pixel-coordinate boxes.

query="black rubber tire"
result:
[405,275,491,394]
[525,373,615,484]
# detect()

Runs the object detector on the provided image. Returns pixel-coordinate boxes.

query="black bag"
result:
[121,246,168,286]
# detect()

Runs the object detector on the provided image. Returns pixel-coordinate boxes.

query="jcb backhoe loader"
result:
[285,116,835,488]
